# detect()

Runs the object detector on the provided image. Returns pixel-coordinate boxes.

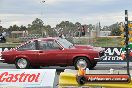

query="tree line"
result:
[0,18,121,37]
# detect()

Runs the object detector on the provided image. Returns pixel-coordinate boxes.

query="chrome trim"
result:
[94,56,106,61]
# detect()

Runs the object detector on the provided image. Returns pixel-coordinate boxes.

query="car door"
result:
[38,40,67,65]
[16,40,39,64]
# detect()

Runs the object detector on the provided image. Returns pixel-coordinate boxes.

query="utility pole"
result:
[125,10,130,76]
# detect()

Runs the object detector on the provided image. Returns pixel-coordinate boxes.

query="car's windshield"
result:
[56,38,73,48]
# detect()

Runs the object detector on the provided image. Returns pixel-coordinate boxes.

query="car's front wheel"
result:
[74,57,91,70]
[15,58,30,69]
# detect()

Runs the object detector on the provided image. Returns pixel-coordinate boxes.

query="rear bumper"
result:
[94,56,106,62]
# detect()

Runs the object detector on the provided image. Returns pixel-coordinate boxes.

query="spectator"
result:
[0,32,6,43]
[59,32,65,38]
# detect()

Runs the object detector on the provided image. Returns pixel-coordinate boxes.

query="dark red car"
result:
[1,37,105,69]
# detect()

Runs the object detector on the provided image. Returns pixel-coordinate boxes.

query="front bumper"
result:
[0,55,5,62]
[0,58,5,62]
[94,56,106,62]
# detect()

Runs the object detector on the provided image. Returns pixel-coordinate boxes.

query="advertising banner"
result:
[102,47,124,62]
[0,69,56,87]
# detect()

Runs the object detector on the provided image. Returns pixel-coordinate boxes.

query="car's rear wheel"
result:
[74,57,91,70]
[15,58,30,69]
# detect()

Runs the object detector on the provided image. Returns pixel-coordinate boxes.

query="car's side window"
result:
[39,40,60,50]
[47,41,60,50]
[39,41,47,50]
[17,41,36,51]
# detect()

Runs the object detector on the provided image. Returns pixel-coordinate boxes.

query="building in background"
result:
[11,31,28,38]
[99,31,111,37]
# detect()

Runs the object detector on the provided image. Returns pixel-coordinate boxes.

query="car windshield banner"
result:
[0,69,56,87]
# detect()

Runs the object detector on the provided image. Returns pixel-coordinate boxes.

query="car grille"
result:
[99,51,105,57]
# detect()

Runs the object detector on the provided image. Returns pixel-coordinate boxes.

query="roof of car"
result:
[37,37,59,41]
[16,37,60,48]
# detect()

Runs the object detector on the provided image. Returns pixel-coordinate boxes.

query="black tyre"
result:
[74,57,91,70]
[31,66,41,69]
[76,75,86,85]
[60,65,67,67]
[15,58,30,69]
[90,62,97,69]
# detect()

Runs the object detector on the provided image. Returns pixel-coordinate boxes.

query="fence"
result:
[72,36,122,47]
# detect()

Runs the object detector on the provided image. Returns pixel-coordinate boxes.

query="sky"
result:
[0,0,132,28]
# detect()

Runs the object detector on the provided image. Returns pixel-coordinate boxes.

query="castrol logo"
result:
[0,72,40,82]
[0,69,56,87]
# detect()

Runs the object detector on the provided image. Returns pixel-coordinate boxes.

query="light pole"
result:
[41,0,45,18]
[40,0,45,37]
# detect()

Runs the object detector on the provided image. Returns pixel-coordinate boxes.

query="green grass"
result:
[0,37,122,47]
[93,37,122,47]
[73,37,122,47]
[0,43,20,47]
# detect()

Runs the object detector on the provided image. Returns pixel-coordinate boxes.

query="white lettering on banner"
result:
[0,69,56,87]
[103,47,125,61]
[103,56,123,61]
[105,48,122,56]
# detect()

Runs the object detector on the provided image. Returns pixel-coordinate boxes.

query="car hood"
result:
[74,45,105,52]
[74,45,93,49]
[69,46,104,53]
[67,48,92,53]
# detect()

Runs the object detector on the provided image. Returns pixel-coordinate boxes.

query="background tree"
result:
[8,25,20,32]
[44,25,57,37]
[28,18,44,34]
[101,26,110,31]
[87,24,94,30]
[110,22,121,36]
[19,25,27,31]
[56,21,77,37]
